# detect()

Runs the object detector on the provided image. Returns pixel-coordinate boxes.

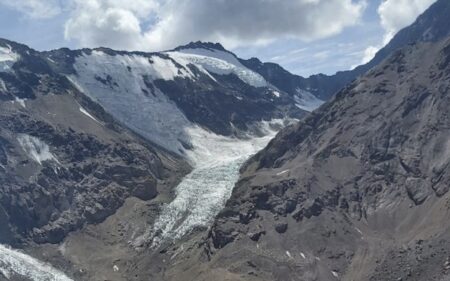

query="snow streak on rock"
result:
[17,134,59,165]
[0,245,73,281]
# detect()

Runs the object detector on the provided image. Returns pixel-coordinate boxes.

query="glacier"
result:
[69,50,295,248]
[146,122,282,247]
[70,51,194,155]
[0,245,73,281]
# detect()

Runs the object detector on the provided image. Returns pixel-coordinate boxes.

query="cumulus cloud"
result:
[379,0,437,42]
[64,0,160,50]
[62,0,366,51]
[0,0,63,19]
[143,0,367,51]
[360,0,436,64]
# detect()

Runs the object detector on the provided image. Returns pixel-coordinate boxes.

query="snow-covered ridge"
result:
[166,48,268,87]
[17,134,59,165]
[0,245,73,281]
[71,52,193,155]
[0,44,19,72]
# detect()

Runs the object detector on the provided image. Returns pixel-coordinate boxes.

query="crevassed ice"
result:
[0,245,73,281]
[167,48,268,88]
[17,134,59,165]
[146,121,283,248]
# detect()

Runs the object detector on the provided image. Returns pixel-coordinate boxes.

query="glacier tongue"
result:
[144,121,283,248]
[0,245,73,281]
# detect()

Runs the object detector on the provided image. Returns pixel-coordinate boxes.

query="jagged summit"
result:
[173,41,229,52]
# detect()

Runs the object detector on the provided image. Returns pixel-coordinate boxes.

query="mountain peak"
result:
[174,41,228,52]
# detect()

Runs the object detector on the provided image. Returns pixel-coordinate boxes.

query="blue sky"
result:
[0,0,436,77]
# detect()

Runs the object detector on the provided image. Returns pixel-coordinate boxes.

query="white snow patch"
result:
[355,227,363,235]
[17,134,58,165]
[0,244,73,281]
[0,45,19,72]
[286,251,292,258]
[0,78,6,92]
[276,169,289,176]
[14,97,26,108]
[150,55,194,80]
[300,252,306,259]
[332,271,339,278]
[113,265,119,272]
[79,106,100,123]
[294,88,324,112]
[167,49,268,87]
[272,91,281,98]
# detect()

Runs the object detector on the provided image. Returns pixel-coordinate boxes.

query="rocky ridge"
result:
[162,36,450,281]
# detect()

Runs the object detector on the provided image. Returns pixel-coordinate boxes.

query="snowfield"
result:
[167,48,268,87]
[0,245,73,281]
[71,51,194,155]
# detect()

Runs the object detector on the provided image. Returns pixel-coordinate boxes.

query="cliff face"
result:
[0,39,191,247]
[166,38,450,281]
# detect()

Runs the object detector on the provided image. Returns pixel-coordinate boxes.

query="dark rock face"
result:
[164,38,450,281]
[153,73,301,136]
[0,40,189,246]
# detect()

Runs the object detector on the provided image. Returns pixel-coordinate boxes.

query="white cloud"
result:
[0,0,63,19]
[361,46,379,64]
[378,0,437,43]
[62,0,366,51]
[360,0,436,64]
[64,0,160,50]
